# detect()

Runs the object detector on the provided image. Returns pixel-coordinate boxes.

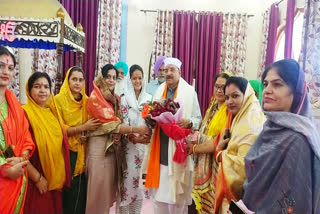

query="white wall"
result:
[126,0,280,80]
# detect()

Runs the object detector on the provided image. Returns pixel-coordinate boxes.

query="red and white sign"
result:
[0,21,16,42]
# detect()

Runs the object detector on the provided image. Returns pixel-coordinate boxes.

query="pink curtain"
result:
[258,9,270,78]
[60,0,99,93]
[300,0,320,105]
[219,13,248,76]
[173,11,196,85]
[150,10,173,80]
[265,4,279,67]
[195,12,223,116]
[96,0,122,76]
[284,0,296,58]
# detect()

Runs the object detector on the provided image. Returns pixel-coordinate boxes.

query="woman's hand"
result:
[83,118,101,131]
[178,119,190,129]
[36,175,48,194]
[128,134,150,144]
[186,143,196,155]
[3,160,28,180]
[216,138,230,151]
[6,157,23,166]
[134,126,151,136]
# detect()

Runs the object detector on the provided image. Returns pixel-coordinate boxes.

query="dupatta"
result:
[213,84,266,213]
[23,78,70,191]
[55,67,88,176]
[0,89,34,214]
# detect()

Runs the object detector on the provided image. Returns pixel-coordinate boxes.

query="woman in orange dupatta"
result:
[189,77,265,213]
[86,64,150,214]
[23,72,71,214]
[0,46,34,214]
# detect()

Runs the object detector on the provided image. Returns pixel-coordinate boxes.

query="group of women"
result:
[1,43,319,214]
[0,45,151,214]
[187,59,320,213]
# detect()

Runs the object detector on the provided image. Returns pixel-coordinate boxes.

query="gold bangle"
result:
[193,144,197,154]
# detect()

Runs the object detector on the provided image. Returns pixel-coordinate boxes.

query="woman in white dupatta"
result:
[118,64,152,214]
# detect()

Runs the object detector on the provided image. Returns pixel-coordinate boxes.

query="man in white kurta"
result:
[142,57,202,214]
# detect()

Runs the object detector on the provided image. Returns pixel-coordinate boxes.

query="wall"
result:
[126,0,279,81]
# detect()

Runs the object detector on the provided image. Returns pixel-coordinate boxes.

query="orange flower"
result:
[141,104,150,119]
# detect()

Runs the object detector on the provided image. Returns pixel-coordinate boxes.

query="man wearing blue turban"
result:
[114,61,129,96]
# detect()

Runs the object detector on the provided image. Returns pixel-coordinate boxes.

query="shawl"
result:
[192,99,228,212]
[213,84,266,213]
[122,73,152,153]
[55,67,88,176]
[0,89,34,214]
[87,72,126,197]
[243,71,320,213]
[87,72,122,139]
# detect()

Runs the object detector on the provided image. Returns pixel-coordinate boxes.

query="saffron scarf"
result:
[23,80,67,191]
[87,73,122,125]
[213,85,266,213]
[55,67,88,176]
[0,89,34,214]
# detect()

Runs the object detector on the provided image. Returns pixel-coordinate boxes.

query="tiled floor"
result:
[110,199,154,214]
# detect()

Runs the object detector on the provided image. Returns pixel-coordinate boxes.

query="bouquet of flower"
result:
[141,99,191,164]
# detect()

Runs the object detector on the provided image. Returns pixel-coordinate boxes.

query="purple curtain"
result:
[173,11,196,85]
[284,0,296,58]
[195,12,223,116]
[60,0,99,93]
[265,4,279,67]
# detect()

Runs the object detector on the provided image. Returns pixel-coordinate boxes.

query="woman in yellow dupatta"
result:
[23,72,71,214]
[189,77,265,213]
[186,72,230,214]
[55,66,100,214]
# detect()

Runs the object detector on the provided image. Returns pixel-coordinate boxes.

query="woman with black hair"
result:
[117,64,152,213]
[55,66,101,214]
[186,72,230,214]
[85,64,151,214]
[23,72,71,214]
[0,46,34,214]
[188,76,265,213]
[240,59,320,214]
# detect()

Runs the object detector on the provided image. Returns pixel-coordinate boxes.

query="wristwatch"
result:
[188,121,193,129]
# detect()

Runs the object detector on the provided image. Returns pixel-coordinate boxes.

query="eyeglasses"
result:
[214,84,225,91]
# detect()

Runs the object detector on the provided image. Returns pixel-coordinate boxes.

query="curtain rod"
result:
[275,0,285,6]
[140,9,254,17]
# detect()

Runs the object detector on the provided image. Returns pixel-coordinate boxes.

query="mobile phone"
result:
[229,200,246,214]
[223,129,231,140]
[3,145,15,158]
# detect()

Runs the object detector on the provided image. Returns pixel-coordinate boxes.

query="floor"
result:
[110,199,154,214]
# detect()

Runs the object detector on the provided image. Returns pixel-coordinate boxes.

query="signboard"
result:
[0,21,16,42]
